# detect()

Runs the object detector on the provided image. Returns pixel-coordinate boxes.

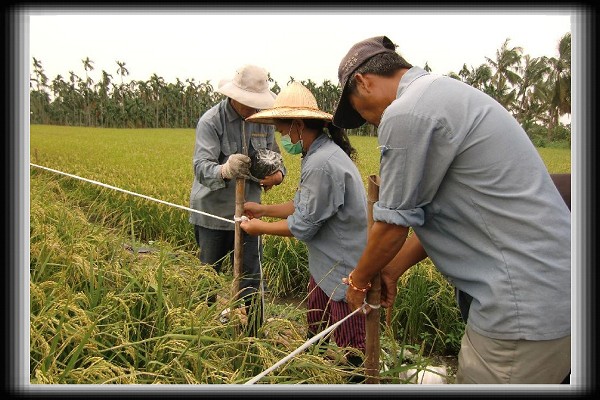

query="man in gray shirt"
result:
[189,64,286,336]
[333,36,570,384]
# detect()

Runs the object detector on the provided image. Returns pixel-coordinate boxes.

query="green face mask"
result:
[278,122,303,155]
[280,133,303,155]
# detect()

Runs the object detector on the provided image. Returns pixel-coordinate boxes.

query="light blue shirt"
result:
[374,66,570,340]
[189,99,285,230]
[287,134,368,301]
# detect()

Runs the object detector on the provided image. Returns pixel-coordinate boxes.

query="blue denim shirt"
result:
[189,99,285,230]
[287,134,368,301]
[374,67,570,341]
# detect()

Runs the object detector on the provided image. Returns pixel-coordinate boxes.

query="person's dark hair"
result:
[304,119,357,162]
[346,52,412,95]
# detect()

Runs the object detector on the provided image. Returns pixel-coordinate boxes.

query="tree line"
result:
[30,34,571,144]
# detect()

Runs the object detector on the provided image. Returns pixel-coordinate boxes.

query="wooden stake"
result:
[233,180,245,300]
[365,175,381,384]
[232,121,248,302]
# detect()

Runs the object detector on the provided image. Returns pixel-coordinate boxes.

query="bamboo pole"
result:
[232,121,248,303]
[365,175,381,384]
[365,176,393,328]
[233,181,245,298]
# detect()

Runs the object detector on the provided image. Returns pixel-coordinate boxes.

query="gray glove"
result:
[221,153,251,180]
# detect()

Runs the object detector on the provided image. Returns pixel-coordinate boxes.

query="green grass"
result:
[536,147,571,173]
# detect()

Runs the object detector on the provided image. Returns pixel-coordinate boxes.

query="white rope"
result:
[364,300,381,310]
[244,305,365,385]
[30,163,235,224]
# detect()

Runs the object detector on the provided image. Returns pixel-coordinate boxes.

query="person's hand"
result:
[260,170,283,191]
[221,154,251,180]
[345,285,367,313]
[380,267,400,309]
[240,218,264,236]
[243,202,265,219]
[342,272,370,314]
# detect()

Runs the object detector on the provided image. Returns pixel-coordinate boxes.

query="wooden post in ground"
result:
[233,122,248,307]
[365,175,381,383]
[233,180,245,300]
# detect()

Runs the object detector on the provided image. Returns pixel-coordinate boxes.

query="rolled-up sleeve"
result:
[193,117,226,191]
[374,112,456,227]
[287,168,342,241]
[373,201,425,226]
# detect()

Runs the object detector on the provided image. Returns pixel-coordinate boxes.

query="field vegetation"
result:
[30,125,570,384]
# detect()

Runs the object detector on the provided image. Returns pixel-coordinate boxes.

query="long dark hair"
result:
[304,119,357,162]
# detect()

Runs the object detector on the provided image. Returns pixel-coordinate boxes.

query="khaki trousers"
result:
[456,325,570,384]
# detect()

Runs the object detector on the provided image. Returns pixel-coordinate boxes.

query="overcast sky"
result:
[27,7,573,89]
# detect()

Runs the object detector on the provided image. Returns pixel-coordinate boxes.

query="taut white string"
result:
[30,163,235,224]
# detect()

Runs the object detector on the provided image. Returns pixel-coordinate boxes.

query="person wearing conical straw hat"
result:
[189,64,287,337]
[241,82,368,381]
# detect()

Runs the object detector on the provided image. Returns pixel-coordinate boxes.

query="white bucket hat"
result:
[217,64,277,109]
[246,82,332,124]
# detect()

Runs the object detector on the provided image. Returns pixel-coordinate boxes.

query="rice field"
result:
[29,125,571,385]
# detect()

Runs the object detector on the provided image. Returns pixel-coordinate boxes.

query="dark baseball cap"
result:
[332,36,397,129]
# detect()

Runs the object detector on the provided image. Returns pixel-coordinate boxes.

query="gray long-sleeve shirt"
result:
[287,134,368,301]
[189,99,285,230]
[374,66,570,341]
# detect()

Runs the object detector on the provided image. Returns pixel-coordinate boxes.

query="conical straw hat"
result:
[246,82,332,124]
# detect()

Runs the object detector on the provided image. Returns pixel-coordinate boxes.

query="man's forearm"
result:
[350,221,409,288]
[383,232,427,281]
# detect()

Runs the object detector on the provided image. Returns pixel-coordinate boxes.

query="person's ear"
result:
[354,73,371,94]
[293,119,305,131]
